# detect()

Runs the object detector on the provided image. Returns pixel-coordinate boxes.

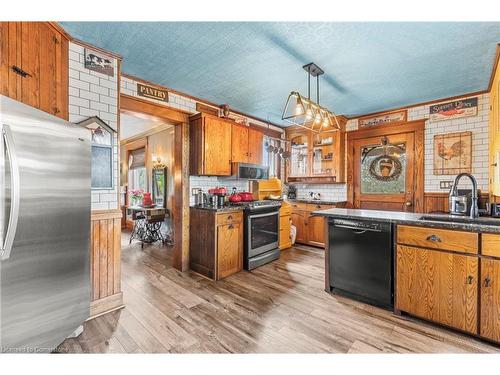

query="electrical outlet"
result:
[440,181,453,190]
[191,188,200,196]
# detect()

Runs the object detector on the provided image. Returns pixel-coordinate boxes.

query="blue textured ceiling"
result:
[60,22,500,125]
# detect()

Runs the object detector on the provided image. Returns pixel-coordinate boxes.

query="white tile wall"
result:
[68,41,119,211]
[324,93,490,194]
[294,184,348,202]
[188,176,251,205]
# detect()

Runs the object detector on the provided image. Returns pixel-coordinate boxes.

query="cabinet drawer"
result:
[307,203,334,211]
[216,211,243,226]
[482,234,500,258]
[290,202,307,211]
[397,225,478,254]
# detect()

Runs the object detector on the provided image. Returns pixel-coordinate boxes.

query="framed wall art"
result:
[358,110,407,128]
[433,131,472,175]
[84,48,114,77]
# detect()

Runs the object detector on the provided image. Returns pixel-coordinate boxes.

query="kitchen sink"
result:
[418,214,500,226]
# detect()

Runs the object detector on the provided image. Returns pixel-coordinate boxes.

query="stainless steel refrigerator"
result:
[0,95,91,353]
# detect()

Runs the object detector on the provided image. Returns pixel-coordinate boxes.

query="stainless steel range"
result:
[230,200,282,270]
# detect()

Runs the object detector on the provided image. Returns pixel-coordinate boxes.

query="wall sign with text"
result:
[137,83,169,102]
[429,98,478,122]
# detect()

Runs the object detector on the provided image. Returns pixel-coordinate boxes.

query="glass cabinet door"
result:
[311,133,335,176]
[290,134,309,176]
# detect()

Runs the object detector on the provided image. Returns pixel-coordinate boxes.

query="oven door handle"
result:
[248,211,279,219]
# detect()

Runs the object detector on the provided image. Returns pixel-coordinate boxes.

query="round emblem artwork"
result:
[368,154,402,181]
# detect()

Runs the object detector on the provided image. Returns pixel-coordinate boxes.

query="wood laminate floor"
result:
[58,233,500,353]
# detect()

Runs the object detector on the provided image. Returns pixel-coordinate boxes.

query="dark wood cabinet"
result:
[189,113,232,176]
[189,208,243,280]
[0,22,68,119]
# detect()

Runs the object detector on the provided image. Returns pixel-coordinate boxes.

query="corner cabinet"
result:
[291,202,345,248]
[396,226,500,344]
[285,126,346,184]
[189,113,233,176]
[0,22,69,119]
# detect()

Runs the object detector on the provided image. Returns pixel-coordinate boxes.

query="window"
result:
[263,137,282,178]
[82,118,114,189]
[128,147,147,192]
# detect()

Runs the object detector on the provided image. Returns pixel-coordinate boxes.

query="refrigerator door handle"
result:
[1,124,20,260]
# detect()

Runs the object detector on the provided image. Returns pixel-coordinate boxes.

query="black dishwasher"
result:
[328,218,393,309]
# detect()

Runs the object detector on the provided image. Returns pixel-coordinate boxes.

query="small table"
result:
[127,206,167,248]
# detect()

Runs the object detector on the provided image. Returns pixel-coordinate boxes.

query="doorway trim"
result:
[120,94,190,271]
[346,120,425,212]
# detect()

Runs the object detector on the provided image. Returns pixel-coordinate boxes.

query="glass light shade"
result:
[282,92,307,123]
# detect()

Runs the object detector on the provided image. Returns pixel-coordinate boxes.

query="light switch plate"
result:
[191,188,200,196]
[440,181,453,190]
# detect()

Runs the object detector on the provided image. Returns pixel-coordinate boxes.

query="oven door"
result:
[246,210,279,258]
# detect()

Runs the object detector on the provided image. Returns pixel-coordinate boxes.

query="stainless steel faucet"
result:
[449,173,479,219]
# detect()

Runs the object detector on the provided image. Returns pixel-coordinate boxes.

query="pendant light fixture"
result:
[281,62,341,132]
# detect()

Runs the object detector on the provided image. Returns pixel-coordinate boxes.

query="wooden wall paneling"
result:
[173,120,190,271]
[89,210,124,318]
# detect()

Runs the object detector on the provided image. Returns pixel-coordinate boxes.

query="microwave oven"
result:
[232,163,269,180]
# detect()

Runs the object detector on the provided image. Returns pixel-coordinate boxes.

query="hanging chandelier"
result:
[281,62,341,132]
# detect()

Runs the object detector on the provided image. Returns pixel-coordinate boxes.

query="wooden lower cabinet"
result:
[217,222,243,279]
[189,208,243,280]
[480,258,500,342]
[279,203,292,250]
[291,202,342,248]
[396,245,478,334]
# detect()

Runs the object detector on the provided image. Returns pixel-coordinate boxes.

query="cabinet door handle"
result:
[53,107,60,114]
[227,215,233,220]
[228,224,234,229]
[11,65,32,78]
[484,277,491,287]
[426,234,441,243]
[466,275,474,285]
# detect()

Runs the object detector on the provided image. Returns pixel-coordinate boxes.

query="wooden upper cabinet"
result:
[286,126,346,183]
[396,245,478,334]
[480,258,500,342]
[231,124,264,165]
[231,124,249,163]
[189,113,232,176]
[0,22,68,119]
[248,127,263,165]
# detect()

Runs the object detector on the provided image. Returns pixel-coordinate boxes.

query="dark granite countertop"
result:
[190,205,243,213]
[313,208,500,234]
[289,199,347,205]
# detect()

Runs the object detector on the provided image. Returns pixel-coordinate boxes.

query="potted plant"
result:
[130,189,144,206]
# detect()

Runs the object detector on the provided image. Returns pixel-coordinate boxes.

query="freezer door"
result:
[0,96,91,353]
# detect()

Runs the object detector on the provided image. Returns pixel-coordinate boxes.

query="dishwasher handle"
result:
[332,224,382,233]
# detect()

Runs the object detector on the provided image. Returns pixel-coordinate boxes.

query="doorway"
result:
[119,94,190,271]
[347,121,425,212]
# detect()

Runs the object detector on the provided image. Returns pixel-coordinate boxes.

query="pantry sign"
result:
[429,97,478,122]
[137,83,169,102]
